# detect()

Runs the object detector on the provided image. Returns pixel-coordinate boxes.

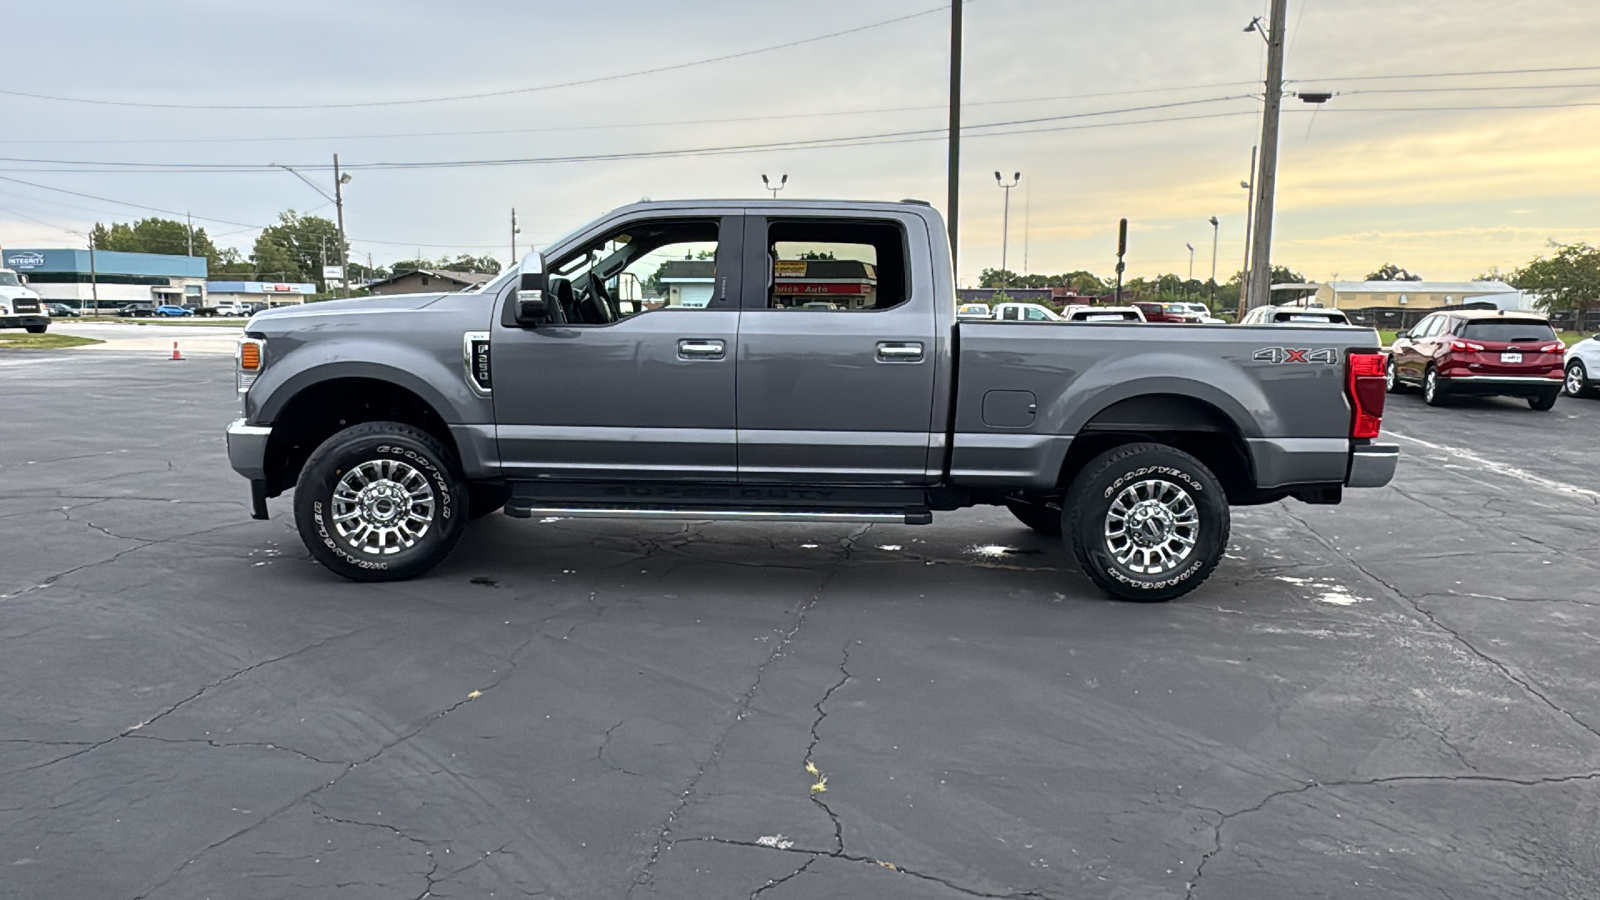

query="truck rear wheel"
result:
[1064,443,1229,602]
[25,324,47,334]
[294,421,467,582]
[1004,496,1063,536]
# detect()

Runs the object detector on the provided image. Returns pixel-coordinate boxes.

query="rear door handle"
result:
[678,339,726,360]
[876,341,924,362]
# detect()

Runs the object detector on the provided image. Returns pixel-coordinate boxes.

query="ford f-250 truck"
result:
[226,200,1397,601]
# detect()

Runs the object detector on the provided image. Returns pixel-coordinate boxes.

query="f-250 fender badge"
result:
[1253,347,1337,365]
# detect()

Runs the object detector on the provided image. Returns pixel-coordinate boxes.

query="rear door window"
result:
[1459,320,1558,343]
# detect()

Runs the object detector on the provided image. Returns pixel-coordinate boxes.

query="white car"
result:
[956,303,991,320]
[1063,305,1147,323]
[1173,302,1226,324]
[1565,333,1600,397]
[1239,305,1352,326]
[992,301,1062,322]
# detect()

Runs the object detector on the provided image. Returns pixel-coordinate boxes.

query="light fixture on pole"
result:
[761,174,788,199]
[1208,217,1220,307]
[994,171,1021,285]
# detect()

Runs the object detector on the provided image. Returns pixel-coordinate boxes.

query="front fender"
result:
[247,338,486,427]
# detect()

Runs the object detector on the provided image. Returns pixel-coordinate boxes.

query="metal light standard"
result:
[761,174,788,198]
[1209,216,1220,307]
[994,171,1020,285]
[1186,242,1195,301]
[511,208,521,265]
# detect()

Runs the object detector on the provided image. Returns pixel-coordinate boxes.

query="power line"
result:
[0,3,961,111]
[1294,64,1600,83]
[1340,81,1600,95]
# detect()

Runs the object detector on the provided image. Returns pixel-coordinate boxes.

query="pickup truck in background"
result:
[226,200,1397,601]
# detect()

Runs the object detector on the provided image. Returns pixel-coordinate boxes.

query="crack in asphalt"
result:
[627,567,838,899]
[1184,771,1600,898]
[804,642,854,855]
[749,853,819,898]
[1282,508,1600,747]
[126,733,343,766]
[675,836,1052,900]
[1,626,369,778]
[598,719,642,778]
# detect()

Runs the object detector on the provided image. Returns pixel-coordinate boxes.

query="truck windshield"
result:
[0,273,20,287]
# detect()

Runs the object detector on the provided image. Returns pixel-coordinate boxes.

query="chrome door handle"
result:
[678,339,726,359]
[876,342,924,362]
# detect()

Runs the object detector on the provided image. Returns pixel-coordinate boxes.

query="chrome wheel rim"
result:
[331,459,436,555]
[1424,370,1436,402]
[1567,366,1584,396]
[1105,479,1199,574]
[1386,358,1396,391]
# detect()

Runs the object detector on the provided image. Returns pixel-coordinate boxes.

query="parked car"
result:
[1388,309,1565,409]
[956,302,991,320]
[1173,302,1226,324]
[156,304,195,317]
[993,302,1062,322]
[1564,333,1600,397]
[44,303,80,318]
[1131,301,1202,323]
[1240,305,1352,326]
[1062,305,1147,322]
[208,302,250,317]
[226,198,1396,602]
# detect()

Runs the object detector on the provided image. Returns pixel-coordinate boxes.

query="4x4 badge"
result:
[1253,347,1337,365]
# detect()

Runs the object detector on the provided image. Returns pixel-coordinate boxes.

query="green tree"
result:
[91,218,216,260]
[210,247,254,278]
[1364,263,1422,282]
[444,253,502,275]
[258,211,344,291]
[251,234,302,282]
[389,258,435,274]
[1510,242,1600,319]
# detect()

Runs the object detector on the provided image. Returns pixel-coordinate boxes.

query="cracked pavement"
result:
[2,353,1599,898]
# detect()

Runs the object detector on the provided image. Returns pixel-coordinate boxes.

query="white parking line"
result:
[1387,430,1600,502]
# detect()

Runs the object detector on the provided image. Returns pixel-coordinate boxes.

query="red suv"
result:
[1131,301,1200,323]
[1388,309,1565,410]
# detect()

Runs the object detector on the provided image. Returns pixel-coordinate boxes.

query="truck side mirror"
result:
[515,250,548,326]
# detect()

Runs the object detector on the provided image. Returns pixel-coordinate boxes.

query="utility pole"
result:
[1238,145,1258,317]
[511,208,520,263]
[1114,218,1128,305]
[1246,0,1287,311]
[88,227,99,316]
[333,153,350,299]
[995,172,1020,285]
[947,0,963,275]
[185,211,194,257]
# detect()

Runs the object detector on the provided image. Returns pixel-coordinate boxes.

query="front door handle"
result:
[876,341,924,362]
[678,339,726,360]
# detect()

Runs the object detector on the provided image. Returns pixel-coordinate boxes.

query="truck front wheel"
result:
[293,421,468,582]
[1064,443,1230,602]
[25,324,47,334]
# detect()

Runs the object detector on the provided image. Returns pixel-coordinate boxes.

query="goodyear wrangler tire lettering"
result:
[1064,442,1230,603]
[294,422,467,583]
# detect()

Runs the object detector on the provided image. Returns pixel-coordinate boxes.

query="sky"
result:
[1,0,1597,287]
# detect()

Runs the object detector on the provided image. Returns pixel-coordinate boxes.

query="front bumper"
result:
[1346,442,1399,488]
[226,419,272,480]
[0,315,49,329]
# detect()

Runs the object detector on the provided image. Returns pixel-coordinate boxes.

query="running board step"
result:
[503,504,932,525]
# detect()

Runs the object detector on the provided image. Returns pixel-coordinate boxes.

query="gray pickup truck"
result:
[226,199,1396,600]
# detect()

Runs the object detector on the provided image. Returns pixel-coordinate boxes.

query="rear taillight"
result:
[1539,342,1565,354]
[1348,352,1387,439]
[1449,340,1485,352]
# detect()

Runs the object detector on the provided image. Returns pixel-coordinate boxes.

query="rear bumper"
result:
[1345,442,1399,488]
[1441,373,1562,397]
[226,418,272,480]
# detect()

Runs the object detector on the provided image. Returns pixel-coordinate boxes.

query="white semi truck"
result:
[0,268,48,333]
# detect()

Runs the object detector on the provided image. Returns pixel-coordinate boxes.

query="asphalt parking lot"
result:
[2,350,1598,900]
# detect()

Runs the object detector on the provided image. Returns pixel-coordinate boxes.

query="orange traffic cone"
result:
[170,341,184,361]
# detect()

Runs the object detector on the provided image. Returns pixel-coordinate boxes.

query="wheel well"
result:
[262,378,458,497]
[1056,394,1258,503]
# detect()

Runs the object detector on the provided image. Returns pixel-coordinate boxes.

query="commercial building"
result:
[206,281,318,308]
[1,248,207,310]
[367,269,493,296]
[770,259,877,309]
[656,259,717,308]
[1308,280,1534,312]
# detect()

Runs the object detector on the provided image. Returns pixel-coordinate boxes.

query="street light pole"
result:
[333,153,350,299]
[1245,0,1288,311]
[1208,217,1220,307]
[761,174,788,199]
[947,0,963,275]
[511,208,520,264]
[1238,145,1258,318]
[1186,243,1195,302]
[88,228,99,316]
[995,171,1020,285]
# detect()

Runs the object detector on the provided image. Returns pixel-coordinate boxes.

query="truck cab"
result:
[0,268,48,334]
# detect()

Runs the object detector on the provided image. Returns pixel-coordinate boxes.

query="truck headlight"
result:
[237,337,265,394]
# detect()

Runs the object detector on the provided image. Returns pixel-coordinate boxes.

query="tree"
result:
[210,247,254,278]
[1510,242,1600,320]
[388,258,434,274]
[91,218,216,260]
[251,234,302,282]
[258,211,344,292]
[1365,263,1422,282]
[444,253,502,275]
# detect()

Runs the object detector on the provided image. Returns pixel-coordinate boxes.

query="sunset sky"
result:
[1,0,1596,286]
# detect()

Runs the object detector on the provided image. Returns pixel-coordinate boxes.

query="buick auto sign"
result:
[5,252,44,270]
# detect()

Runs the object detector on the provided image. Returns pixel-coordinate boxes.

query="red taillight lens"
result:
[1348,352,1387,439]
[1540,342,1565,354]
[1448,340,1485,352]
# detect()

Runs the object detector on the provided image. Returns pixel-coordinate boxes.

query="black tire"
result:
[467,482,511,520]
[1004,496,1063,536]
[1529,389,1559,411]
[25,324,46,334]
[294,421,467,582]
[1385,355,1408,393]
[1423,366,1449,407]
[1566,361,1592,398]
[1064,443,1230,602]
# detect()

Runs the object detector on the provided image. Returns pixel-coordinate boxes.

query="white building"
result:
[1306,280,1534,312]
